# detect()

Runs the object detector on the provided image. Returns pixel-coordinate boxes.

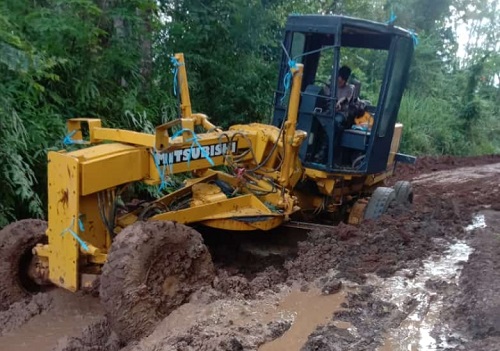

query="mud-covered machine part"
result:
[100,221,215,343]
[394,180,414,206]
[0,219,48,310]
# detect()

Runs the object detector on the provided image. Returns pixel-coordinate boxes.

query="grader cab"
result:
[0,15,416,342]
[273,15,415,174]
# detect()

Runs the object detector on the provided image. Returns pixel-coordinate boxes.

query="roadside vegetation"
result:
[1,0,498,226]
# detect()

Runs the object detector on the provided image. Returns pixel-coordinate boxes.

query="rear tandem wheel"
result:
[99,221,215,343]
[393,180,414,206]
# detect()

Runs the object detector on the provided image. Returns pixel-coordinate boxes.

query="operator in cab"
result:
[336,65,354,106]
[335,65,374,131]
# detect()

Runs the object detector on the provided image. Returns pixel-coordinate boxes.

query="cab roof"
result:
[285,15,414,50]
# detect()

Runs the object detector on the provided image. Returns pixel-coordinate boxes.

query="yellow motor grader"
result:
[0,15,415,342]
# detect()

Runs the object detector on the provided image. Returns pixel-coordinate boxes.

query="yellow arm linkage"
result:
[41,54,305,293]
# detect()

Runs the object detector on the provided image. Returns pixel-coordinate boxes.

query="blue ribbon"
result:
[281,59,297,105]
[78,216,85,232]
[152,128,215,191]
[63,130,77,146]
[171,56,183,96]
[409,30,419,46]
[171,128,215,169]
[63,130,88,146]
[386,9,397,25]
[152,149,172,191]
[61,217,90,252]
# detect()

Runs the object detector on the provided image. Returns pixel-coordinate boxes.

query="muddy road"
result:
[0,155,499,351]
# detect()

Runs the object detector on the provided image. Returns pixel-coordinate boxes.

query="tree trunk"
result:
[139,5,153,83]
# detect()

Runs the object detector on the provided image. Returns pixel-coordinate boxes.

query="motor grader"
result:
[0,15,415,342]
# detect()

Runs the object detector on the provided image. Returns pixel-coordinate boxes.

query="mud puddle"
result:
[128,283,346,350]
[465,214,487,231]
[0,289,102,351]
[375,239,474,351]
[259,288,346,351]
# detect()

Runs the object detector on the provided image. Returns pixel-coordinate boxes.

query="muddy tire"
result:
[0,219,47,311]
[100,221,215,343]
[364,187,396,220]
[393,181,413,206]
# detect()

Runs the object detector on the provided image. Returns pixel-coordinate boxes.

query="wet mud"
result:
[393,154,500,182]
[303,285,406,351]
[0,155,499,351]
[259,288,346,351]
[0,293,53,336]
[0,289,102,351]
[374,240,473,350]
[431,210,500,351]
[53,317,121,351]
[115,284,290,351]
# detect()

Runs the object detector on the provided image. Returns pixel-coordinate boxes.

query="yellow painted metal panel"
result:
[229,123,280,164]
[388,123,403,166]
[364,170,393,186]
[167,130,255,148]
[92,128,155,147]
[69,143,140,160]
[174,53,193,117]
[80,148,149,195]
[201,216,284,231]
[67,118,102,144]
[79,194,110,251]
[46,151,80,291]
[279,64,304,188]
[150,194,276,225]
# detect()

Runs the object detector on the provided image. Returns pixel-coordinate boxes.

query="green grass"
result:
[397,92,500,156]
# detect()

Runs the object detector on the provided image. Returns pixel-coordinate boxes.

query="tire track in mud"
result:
[412,162,500,186]
[432,210,500,351]
[0,289,102,351]
[339,164,499,351]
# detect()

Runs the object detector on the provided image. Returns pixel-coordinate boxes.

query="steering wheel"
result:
[312,80,331,98]
[313,79,330,89]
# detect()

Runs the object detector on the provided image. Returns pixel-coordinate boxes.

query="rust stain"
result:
[67,166,71,178]
[58,189,69,208]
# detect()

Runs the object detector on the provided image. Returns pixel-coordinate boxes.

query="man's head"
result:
[338,65,352,88]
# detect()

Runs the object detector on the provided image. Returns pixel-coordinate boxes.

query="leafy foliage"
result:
[0,0,169,226]
[0,0,499,226]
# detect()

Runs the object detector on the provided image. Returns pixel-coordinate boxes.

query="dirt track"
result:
[0,155,499,351]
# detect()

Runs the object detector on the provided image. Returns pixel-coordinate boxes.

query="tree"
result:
[0,0,170,227]
[1,0,499,227]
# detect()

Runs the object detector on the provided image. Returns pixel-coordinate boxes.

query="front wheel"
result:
[99,221,215,343]
[0,219,48,311]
